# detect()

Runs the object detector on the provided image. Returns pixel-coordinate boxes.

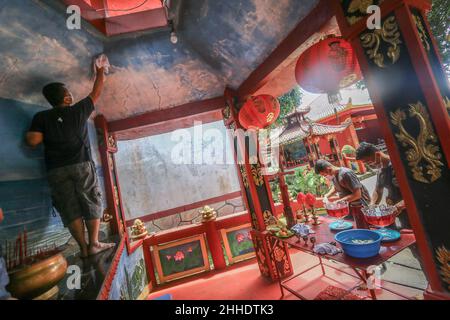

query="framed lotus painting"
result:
[221,224,255,264]
[153,235,210,283]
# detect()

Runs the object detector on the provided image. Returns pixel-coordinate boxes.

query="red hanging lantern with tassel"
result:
[295,36,362,105]
[238,94,280,129]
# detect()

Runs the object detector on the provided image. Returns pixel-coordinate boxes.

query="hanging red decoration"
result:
[295,36,362,105]
[238,94,281,129]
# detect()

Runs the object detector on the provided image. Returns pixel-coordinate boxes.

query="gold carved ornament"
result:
[412,14,431,52]
[348,0,375,14]
[436,246,450,290]
[444,97,450,113]
[251,163,264,187]
[239,165,249,188]
[390,101,444,183]
[361,16,402,68]
[344,0,384,25]
[263,210,273,226]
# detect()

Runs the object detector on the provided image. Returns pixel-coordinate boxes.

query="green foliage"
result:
[428,0,450,75]
[341,145,356,157]
[275,86,303,127]
[270,166,330,202]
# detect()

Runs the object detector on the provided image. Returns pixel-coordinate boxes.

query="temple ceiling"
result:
[0,0,323,121]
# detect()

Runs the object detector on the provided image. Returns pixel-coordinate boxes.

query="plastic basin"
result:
[335,229,382,258]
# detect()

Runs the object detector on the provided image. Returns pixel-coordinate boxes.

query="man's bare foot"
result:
[88,242,115,256]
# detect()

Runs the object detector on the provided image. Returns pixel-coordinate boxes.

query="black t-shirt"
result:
[29,97,95,171]
[376,162,402,205]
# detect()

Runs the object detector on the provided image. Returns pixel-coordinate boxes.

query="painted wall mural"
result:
[108,246,149,300]
[0,97,105,252]
[115,121,241,222]
[0,0,320,122]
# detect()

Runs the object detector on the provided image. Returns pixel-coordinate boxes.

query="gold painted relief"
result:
[263,210,273,226]
[436,246,450,290]
[251,163,264,187]
[239,165,249,188]
[361,16,402,68]
[343,0,384,25]
[348,0,374,14]
[390,101,444,183]
[412,14,431,52]
[444,96,450,113]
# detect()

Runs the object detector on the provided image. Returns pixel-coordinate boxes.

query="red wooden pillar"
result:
[203,220,226,270]
[143,236,157,286]
[223,88,293,280]
[334,0,450,299]
[94,115,122,235]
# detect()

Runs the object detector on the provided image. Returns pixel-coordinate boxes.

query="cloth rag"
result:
[94,54,111,75]
[313,243,342,256]
[291,223,314,237]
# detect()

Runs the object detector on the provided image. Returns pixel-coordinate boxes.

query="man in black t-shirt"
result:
[26,66,114,258]
[315,160,371,229]
[355,143,407,227]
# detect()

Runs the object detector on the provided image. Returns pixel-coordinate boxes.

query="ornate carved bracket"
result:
[390,101,444,183]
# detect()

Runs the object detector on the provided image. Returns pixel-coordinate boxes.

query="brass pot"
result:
[7,253,68,300]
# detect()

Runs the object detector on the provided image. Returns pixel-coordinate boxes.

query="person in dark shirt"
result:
[26,66,114,258]
[355,142,407,226]
[315,160,371,228]
[356,142,424,270]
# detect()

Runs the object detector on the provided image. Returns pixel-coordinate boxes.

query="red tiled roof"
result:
[278,118,352,144]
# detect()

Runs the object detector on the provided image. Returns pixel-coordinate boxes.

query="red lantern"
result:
[238,94,280,129]
[295,36,362,105]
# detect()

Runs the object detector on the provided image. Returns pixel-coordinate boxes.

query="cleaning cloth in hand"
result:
[94,54,111,75]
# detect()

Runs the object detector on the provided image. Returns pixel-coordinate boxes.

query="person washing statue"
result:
[315,159,371,229]
[26,58,114,258]
[355,142,406,224]
[355,142,424,269]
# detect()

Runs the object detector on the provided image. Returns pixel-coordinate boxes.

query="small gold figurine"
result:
[131,219,148,240]
[200,206,217,222]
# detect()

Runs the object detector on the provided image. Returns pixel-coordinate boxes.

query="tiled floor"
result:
[147,249,426,300]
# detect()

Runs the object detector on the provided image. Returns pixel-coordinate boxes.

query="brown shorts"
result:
[47,161,103,227]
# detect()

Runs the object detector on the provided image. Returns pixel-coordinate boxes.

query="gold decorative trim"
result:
[239,165,249,188]
[361,16,402,68]
[251,163,264,187]
[444,96,450,113]
[263,210,273,226]
[343,0,384,25]
[348,0,375,14]
[390,101,444,183]
[412,14,431,52]
[222,105,231,120]
[436,246,450,290]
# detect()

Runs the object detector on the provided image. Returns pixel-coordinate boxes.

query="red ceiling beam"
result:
[108,96,226,135]
[237,0,334,98]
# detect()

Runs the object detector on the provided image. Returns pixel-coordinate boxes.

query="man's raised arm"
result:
[89,66,105,104]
